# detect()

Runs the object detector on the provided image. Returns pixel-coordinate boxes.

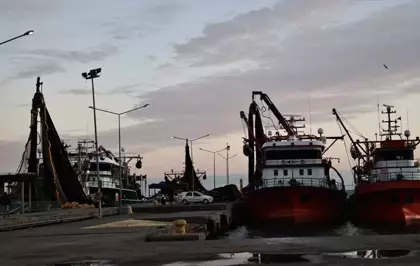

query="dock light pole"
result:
[89,104,150,207]
[172,134,210,191]
[0,30,34,46]
[199,147,228,189]
[217,143,237,185]
[82,68,102,218]
[172,134,210,165]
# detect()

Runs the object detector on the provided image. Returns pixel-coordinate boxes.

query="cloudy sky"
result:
[1,0,420,187]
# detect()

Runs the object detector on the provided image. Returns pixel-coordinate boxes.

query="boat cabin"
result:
[371,144,420,182]
[260,139,340,189]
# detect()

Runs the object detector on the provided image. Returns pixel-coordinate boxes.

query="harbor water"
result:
[226,221,420,239]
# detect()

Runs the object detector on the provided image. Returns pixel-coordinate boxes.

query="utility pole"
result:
[217,143,237,185]
[199,147,228,189]
[89,104,149,207]
[82,68,102,218]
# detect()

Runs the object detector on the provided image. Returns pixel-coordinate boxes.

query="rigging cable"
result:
[336,110,366,139]
[259,100,278,132]
[337,119,354,185]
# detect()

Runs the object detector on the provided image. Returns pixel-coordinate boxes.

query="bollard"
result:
[173,219,187,235]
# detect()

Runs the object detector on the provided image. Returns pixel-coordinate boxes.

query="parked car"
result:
[177,191,214,204]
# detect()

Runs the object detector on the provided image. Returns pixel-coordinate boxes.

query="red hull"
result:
[352,181,420,224]
[244,186,346,223]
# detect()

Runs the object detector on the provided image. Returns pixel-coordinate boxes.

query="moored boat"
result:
[66,141,146,206]
[241,91,347,223]
[333,105,420,224]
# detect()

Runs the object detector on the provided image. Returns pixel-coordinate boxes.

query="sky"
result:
[1,0,420,188]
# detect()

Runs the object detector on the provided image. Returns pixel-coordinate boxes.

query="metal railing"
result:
[367,171,420,183]
[374,160,417,168]
[86,180,117,189]
[0,201,61,216]
[260,177,344,191]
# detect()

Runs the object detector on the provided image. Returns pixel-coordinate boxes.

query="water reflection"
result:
[324,249,420,259]
[162,250,420,265]
[51,259,116,266]
[227,221,420,239]
[162,253,316,265]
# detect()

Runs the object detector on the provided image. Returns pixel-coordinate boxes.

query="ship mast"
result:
[380,104,401,140]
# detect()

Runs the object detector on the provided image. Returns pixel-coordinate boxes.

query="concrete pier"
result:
[1,219,420,266]
[131,201,244,239]
[0,207,118,231]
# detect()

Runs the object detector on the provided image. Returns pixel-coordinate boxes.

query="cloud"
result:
[147,55,156,61]
[1,61,65,85]
[103,0,189,41]
[98,0,420,150]
[20,44,118,64]
[107,83,157,96]
[60,88,104,95]
[2,44,118,85]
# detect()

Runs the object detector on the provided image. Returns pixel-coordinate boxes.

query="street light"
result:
[172,134,210,164]
[0,30,34,46]
[89,103,150,207]
[172,134,210,191]
[217,143,237,185]
[199,147,228,189]
[82,68,102,218]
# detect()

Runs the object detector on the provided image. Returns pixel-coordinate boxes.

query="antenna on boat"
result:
[406,108,410,131]
[308,93,312,135]
[376,87,381,139]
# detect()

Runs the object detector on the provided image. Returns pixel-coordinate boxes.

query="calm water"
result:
[225,221,420,239]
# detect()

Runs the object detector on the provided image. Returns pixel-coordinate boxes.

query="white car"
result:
[177,191,214,204]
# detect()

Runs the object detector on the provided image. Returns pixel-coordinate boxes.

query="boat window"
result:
[89,163,112,172]
[283,169,288,176]
[299,169,304,175]
[308,169,312,175]
[265,149,322,160]
[274,169,278,176]
[375,149,413,162]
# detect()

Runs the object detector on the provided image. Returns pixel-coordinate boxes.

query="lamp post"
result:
[199,147,228,189]
[82,68,102,218]
[0,30,34,46]
[172,134,210,191]
[172,134,210,164]
[217,143,237,185]
[88,104,150,207]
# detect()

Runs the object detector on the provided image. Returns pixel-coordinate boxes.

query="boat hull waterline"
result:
[244,186,347,224]
[350,180,420,225]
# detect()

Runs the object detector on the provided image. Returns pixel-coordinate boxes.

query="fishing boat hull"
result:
[244,186,347,223]
[351,180,420,224]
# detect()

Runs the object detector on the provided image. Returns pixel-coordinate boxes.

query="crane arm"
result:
[332,108,367,161]
[252,91,295,136]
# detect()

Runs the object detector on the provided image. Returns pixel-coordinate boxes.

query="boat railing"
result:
[86,180,117,189]
[369,171,420,183]
[261,177,344,191]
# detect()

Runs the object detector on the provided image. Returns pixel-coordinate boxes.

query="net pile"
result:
[61,202,95,209]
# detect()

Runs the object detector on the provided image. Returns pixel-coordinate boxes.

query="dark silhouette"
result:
[0,192,11,219]
[181,141,206,191]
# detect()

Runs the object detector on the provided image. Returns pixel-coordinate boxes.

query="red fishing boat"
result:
[333,105,420,224]
[241,91,347,223]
